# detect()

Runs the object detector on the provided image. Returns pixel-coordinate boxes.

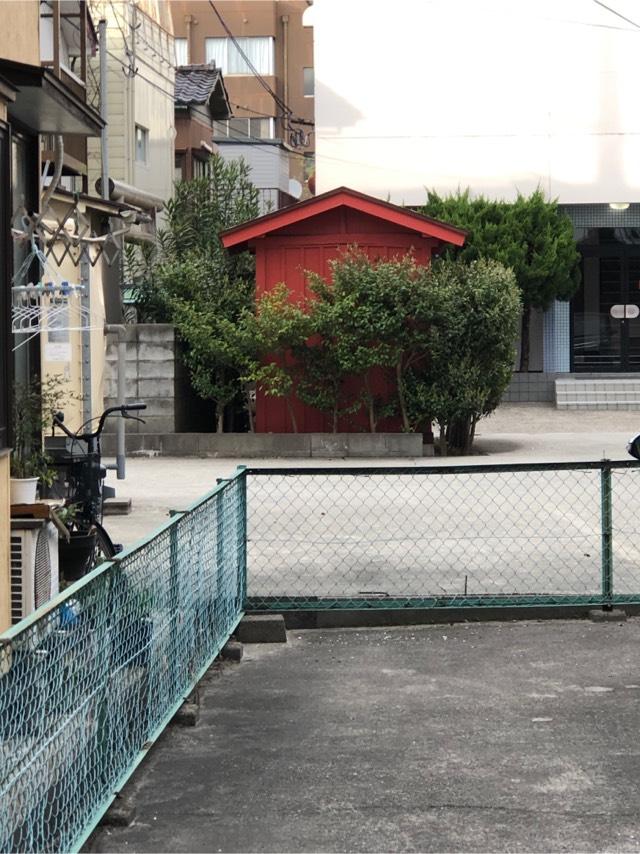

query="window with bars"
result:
[205,37,274,75]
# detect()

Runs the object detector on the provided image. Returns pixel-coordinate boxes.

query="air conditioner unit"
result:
[10,521,59,625]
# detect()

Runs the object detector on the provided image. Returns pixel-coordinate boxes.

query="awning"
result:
[0,58,103,136]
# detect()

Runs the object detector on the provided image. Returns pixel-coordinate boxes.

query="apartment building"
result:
[312,0,640,406]
[170,0,314,210]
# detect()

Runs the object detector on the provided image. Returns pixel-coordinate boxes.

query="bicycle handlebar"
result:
[53,403,147,442]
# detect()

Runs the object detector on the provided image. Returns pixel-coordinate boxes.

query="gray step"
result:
[555,378,640,409]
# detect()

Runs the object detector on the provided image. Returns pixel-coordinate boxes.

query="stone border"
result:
[101,432,430,458]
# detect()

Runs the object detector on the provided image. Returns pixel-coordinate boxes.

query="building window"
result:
[213,117,275,140]
[205,37,274,75]
[174,37,188,66]
[193,157,210,179]
[303,67,314,97]
[135,125,148,163]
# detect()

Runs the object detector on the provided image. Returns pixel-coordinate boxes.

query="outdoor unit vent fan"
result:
[10,523,59,625]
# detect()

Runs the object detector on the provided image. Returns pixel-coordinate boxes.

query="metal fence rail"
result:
[0,467,247,854]
[246,461,640,611]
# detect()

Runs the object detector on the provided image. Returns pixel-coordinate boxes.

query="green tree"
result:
[404,258,521,454]
[159,254,253,432]
[132,154,260,431]
[421,188,580,370]
[243,284,312,432]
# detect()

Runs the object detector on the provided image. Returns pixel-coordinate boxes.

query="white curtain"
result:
[174,38,188,66]
[206,37,274,74]
[205,37,227,70]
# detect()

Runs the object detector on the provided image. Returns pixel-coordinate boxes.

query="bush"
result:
[405,258,521,454]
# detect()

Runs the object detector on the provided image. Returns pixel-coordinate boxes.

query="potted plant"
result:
[10,381,56,504]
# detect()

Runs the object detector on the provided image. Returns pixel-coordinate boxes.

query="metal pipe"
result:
[99,19,109,201]
[105,324,127,479]
[95,177,165,211]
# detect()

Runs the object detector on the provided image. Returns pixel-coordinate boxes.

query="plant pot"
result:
[59,531,97,582]
[10,477,39,505]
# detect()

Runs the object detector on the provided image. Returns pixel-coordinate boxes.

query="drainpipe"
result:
[185,14,194,63]
[99,19,109,200]
[104,324,127,479]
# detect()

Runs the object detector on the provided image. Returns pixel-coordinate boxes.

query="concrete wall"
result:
[101,431,427,458]
[311,0,640,205]
[0,1,40,66]
[104,324,178,433]
[0,452,9,633]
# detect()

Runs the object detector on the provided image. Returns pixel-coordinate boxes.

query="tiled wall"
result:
[501,372,558,403]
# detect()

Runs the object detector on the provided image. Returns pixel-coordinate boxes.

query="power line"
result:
[207,0,311,140]
[207,1,290,116]
[230,101,314,128]
[592,0,640,30]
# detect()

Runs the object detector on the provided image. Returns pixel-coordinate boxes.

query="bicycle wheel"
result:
[92,521,117,567]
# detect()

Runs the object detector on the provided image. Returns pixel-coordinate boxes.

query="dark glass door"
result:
[573,229,640,371]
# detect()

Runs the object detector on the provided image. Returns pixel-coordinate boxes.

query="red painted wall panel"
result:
[254,218,435,433]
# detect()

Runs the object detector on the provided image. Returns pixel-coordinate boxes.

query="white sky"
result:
[312,0,640,203]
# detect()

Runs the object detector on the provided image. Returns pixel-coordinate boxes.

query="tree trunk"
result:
[332,405,338,433]
[216,405,224,434]
[447,417,472,454]
[246,392,254,433]
[365,375,376,433]
[395,361,410,432]
[438,421,448,457]
[286,398,298,433]
[519,304,531,372]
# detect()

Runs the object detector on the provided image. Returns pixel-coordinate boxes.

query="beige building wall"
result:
[0,0,40,66]
[87,0,175,206]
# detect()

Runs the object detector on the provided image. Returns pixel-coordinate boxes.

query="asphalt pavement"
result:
[90,620,640,853]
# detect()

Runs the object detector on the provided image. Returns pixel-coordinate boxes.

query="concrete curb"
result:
[274,604,640,629]
[101,432,431,458]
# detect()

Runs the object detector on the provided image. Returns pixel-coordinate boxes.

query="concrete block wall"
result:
[104,325,177,433]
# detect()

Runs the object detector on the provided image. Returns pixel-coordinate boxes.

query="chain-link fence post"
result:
[236,466,248,610]
[600,461,614,610]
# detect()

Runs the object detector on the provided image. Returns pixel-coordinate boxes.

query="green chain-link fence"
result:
[4,459,640,852]
[0,468,246,854]
[246,461,640,610]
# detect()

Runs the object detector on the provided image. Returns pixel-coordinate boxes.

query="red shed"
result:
[221,186,466,433]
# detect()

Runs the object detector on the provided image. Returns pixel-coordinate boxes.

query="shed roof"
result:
[220,186,467,249]
[175,64,230,118]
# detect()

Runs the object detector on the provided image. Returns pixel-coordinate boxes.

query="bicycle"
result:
[50,403,147,579]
